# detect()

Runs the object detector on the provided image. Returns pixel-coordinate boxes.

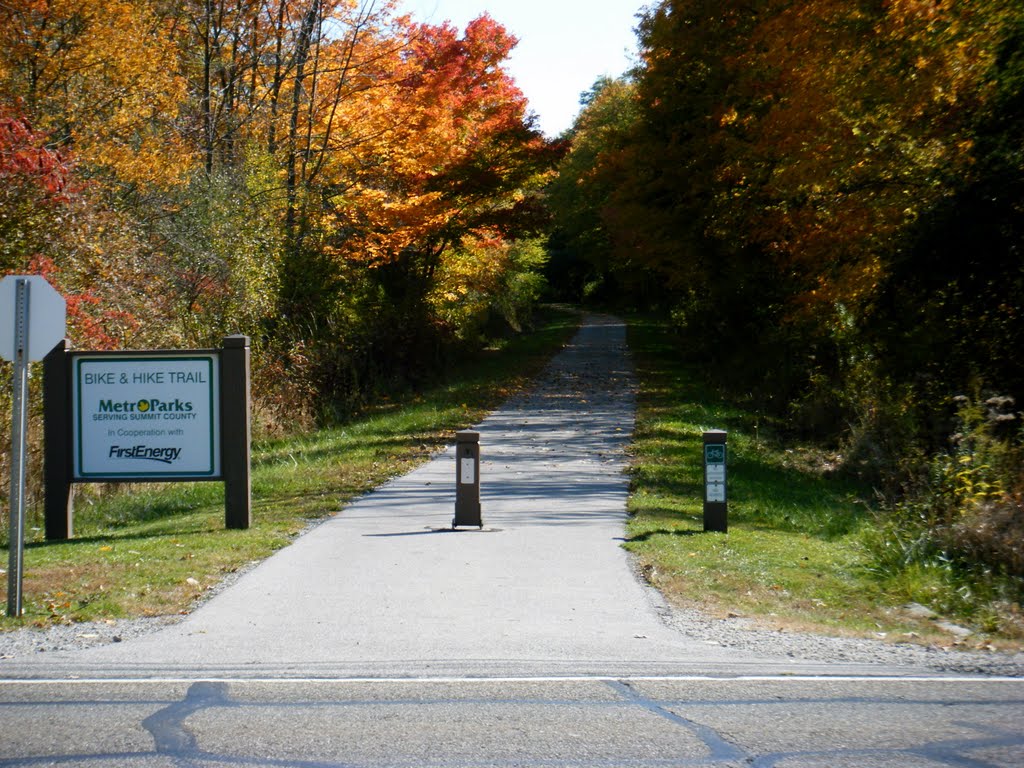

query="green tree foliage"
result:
[553,0,1023,435]
[866,4,1024,417]
[546,76,638,303]
[154,163,282,346]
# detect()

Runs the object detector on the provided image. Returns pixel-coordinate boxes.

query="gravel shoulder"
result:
[3,598,1023,676]
[659,601,1024,677]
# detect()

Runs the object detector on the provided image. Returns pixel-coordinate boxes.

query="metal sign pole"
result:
[7,278,31,618]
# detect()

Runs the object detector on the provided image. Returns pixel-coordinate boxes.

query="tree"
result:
[0,107,154,349]
[866,1,1024,408]
[263,13,561,393]
[323,15,556,267]
[597,0,1023,423]
[546,76,638,303]
[0,1,563,421]
[154,164,282,345]
[0,109,71,273]
[0,0,190,187]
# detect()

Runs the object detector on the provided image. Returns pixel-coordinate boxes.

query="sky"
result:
[399,0,646,137]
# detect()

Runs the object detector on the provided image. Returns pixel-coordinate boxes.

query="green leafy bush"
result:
[864,394,1024,633]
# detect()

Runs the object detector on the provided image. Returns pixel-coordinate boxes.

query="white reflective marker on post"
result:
[460,458,476,485]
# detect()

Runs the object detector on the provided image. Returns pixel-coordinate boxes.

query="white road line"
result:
[2,674,1021,685]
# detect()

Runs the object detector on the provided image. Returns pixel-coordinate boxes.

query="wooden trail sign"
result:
[43,336,252,541]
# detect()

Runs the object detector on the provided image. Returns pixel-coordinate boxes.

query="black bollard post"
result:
[703,430,727,533]
[453,430,482,529]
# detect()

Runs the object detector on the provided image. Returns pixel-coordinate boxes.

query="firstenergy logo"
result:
[108,445,182,464]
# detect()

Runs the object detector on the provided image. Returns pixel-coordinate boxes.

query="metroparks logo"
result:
[95,397,198,424]
[98,397,196,466]
[98,397,195,416]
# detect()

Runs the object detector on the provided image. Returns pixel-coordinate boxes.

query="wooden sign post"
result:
[43,336,252,541]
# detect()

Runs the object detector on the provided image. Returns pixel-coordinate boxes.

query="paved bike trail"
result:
[2,315,920,679]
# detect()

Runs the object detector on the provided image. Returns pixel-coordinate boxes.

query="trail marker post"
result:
[453,430,482,529]
[0,276,66,618]
[703,429,728,533]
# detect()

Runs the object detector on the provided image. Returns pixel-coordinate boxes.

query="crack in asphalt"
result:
[1,679,1022,767]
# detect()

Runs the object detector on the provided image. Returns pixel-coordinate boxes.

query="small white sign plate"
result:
[460,458,475,485]
[706,482,726,503]
[706,464,725,482]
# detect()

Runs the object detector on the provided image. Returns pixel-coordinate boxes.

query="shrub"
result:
[863,393,1024,630]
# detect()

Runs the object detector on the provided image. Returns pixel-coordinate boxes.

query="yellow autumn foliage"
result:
[0,0,193,187]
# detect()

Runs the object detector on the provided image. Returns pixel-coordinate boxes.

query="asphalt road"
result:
[1,314,1022,766]
[2,676,1022,767]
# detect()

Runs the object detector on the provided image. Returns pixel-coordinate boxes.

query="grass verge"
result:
[0,307,580,628]
[623,316,1017,651]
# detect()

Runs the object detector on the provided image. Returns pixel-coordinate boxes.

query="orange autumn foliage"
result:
[320,15,556,268]
[0,0,191,187]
